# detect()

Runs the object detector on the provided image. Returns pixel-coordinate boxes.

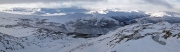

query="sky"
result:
[0,0,179,12]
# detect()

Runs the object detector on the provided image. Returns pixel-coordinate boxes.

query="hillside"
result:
[0,9,180,52]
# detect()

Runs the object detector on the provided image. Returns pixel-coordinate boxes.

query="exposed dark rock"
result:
[162,30,172,39]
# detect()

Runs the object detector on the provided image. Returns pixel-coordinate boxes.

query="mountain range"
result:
[0,8,180,52]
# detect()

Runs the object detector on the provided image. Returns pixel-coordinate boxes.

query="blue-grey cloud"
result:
[0,0,179,12]
[0,0,105,4]
[143,0,172,8]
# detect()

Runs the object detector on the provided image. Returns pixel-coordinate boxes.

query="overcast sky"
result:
[0,0,179,12]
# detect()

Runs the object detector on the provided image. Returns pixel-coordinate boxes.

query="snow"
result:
[0,9,180,52]
[55,22,180,52]
[0,27,37,37]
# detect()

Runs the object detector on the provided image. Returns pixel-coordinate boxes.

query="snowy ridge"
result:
[0,8,180,52]
[1,8,179,18]
[0,7,89,15]
[1,21,179,52]
[63,22,180,52]
[0,10,149,37]
[147,11,180,17]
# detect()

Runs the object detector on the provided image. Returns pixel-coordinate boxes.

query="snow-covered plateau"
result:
[0,8,180,52]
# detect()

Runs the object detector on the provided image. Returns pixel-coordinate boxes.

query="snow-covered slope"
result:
[1,21,180,52]
[60,22,180,52]
[0,9,149,37]
[0,8,180,52]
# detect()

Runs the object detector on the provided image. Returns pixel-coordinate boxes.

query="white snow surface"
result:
[0,21,179,52]
[57,22,180,52]
[0,9,180,52]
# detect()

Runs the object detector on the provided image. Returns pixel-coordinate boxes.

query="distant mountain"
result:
[1,7,180,17]
[1,21,180,52]
[147,11,180,17]
[0,9,149,37]
[0,8,180,52]
[1,7,89,15]
[62,22,180,52]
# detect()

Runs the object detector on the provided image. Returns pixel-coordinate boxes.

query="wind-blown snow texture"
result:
[0,9,180,52]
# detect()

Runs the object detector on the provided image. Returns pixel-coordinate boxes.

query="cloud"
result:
[0,0,105,4]
[0,0,179,12]
[142,0,172,8]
